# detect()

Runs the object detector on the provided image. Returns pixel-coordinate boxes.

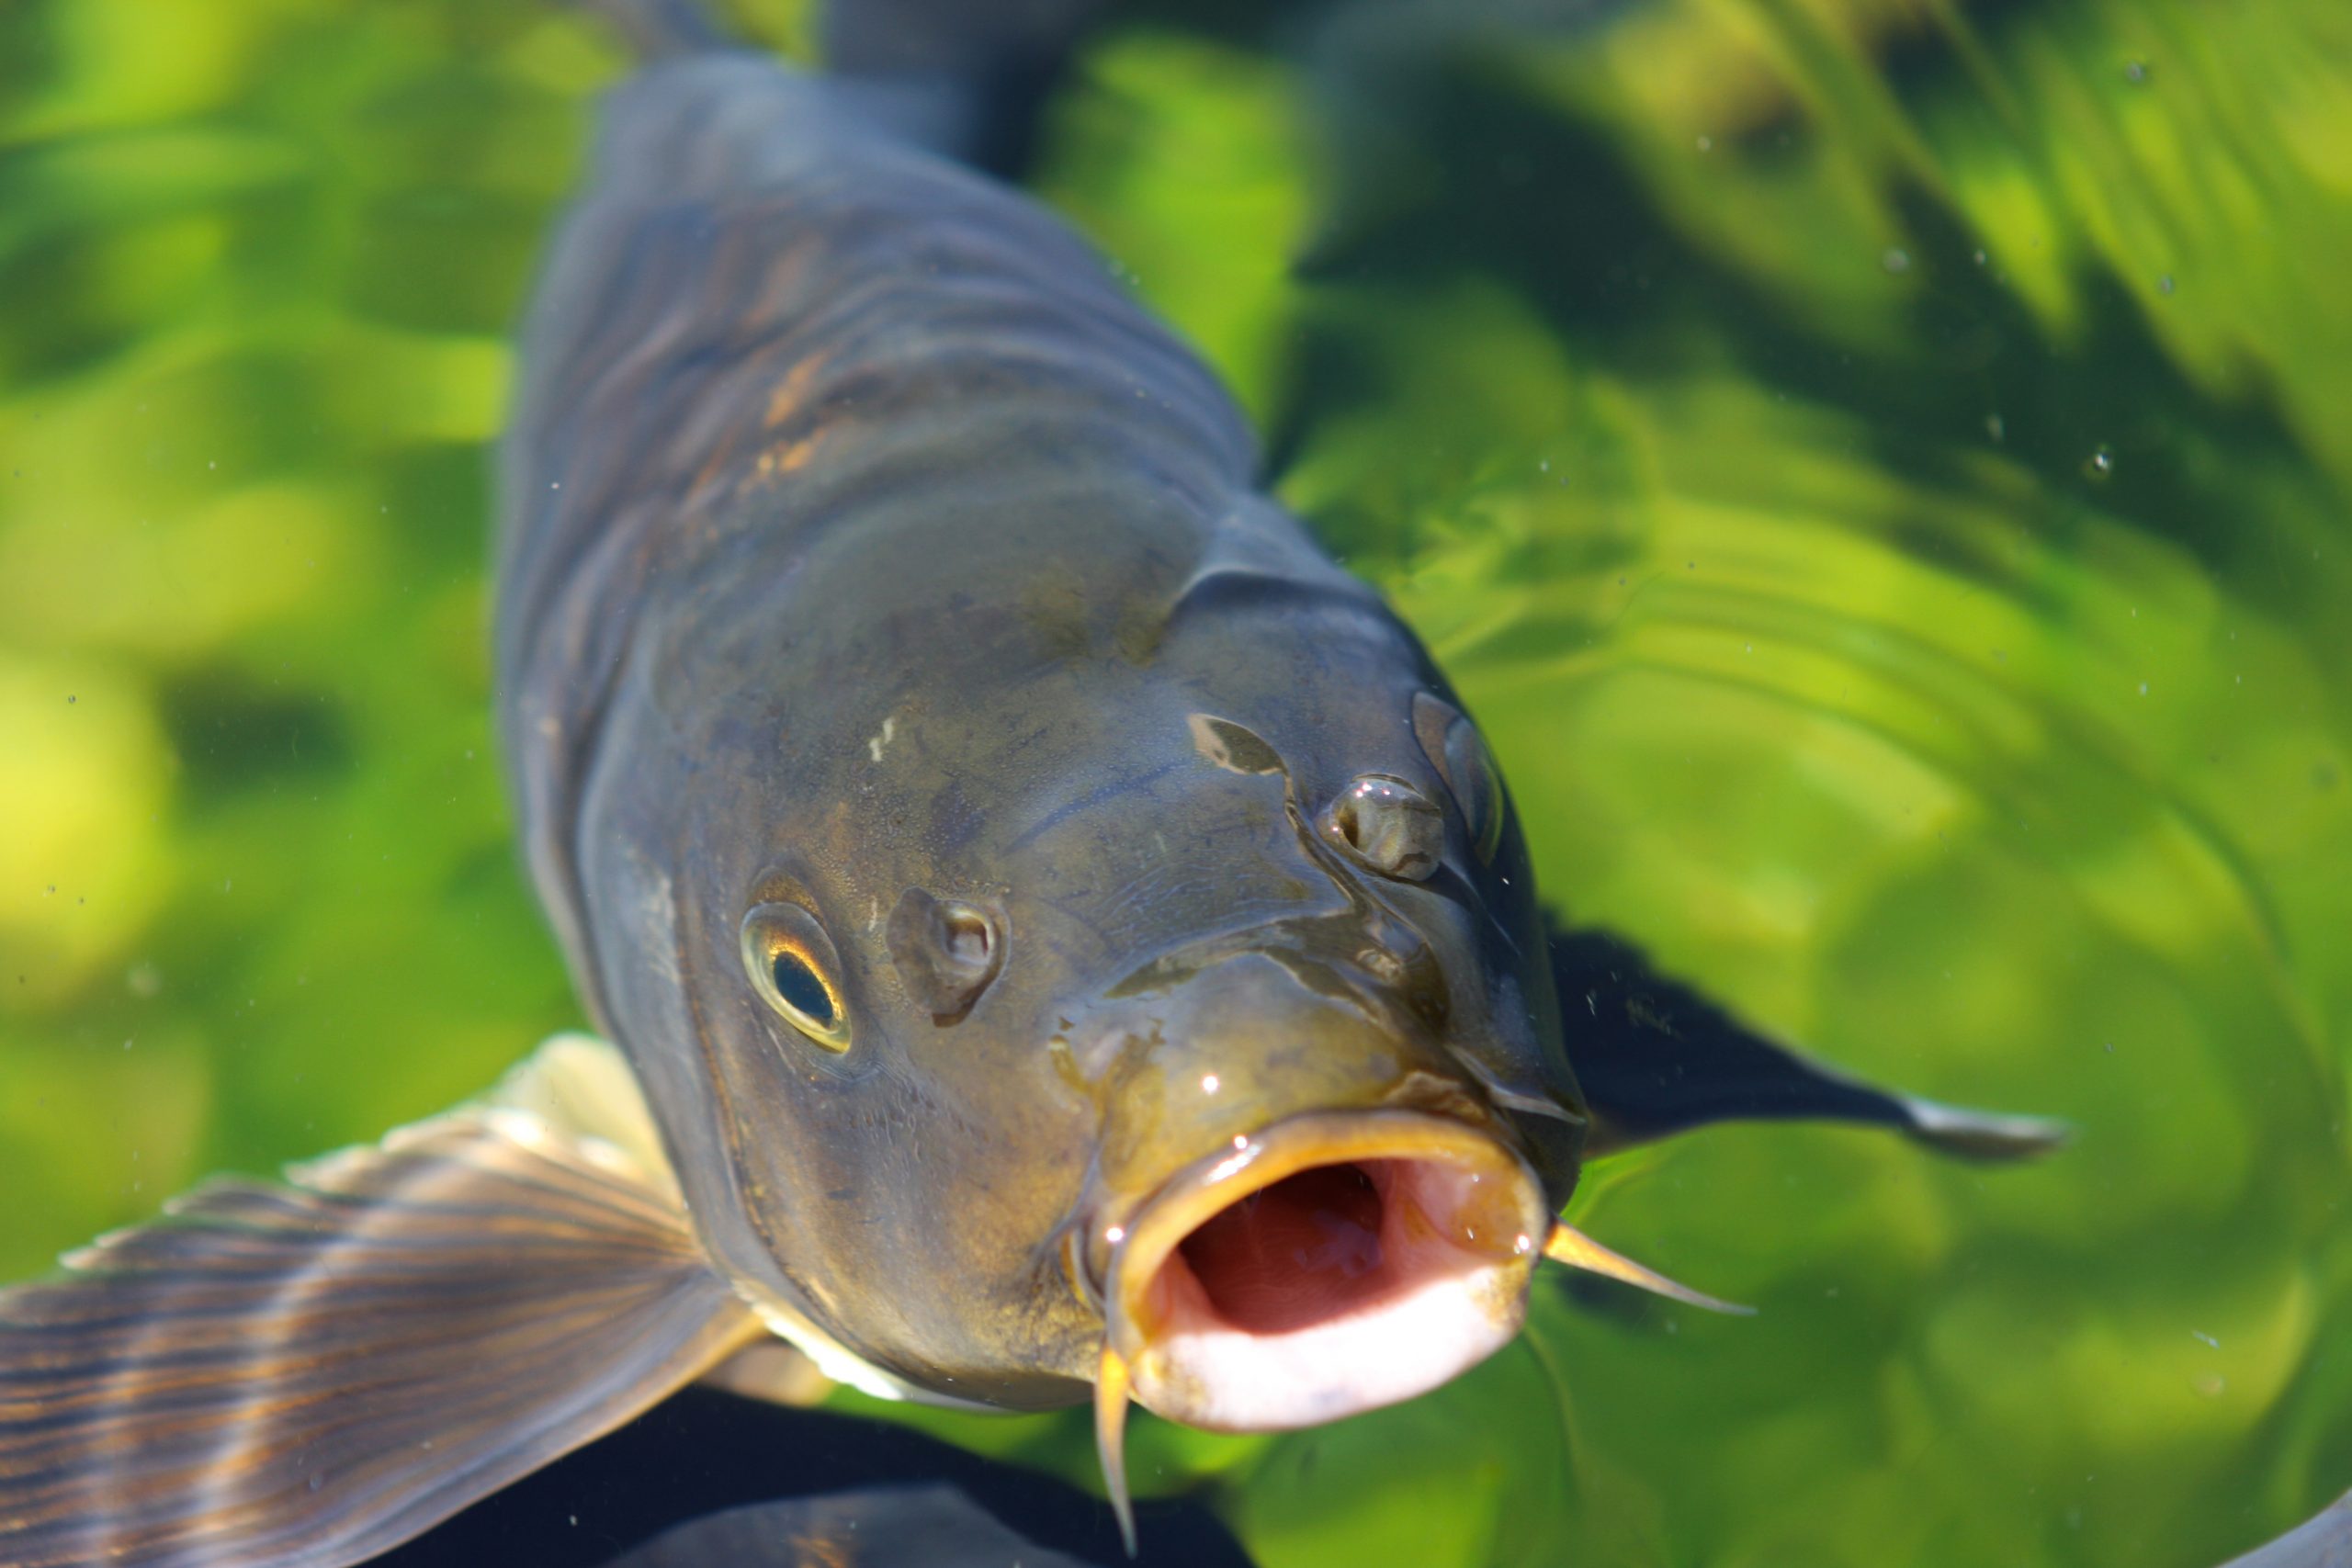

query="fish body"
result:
[0,6,2060,1565]
[496,41,1577,1415]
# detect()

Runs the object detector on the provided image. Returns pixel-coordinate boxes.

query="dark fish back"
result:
[496,55,1255,999]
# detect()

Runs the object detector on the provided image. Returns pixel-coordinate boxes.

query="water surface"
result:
[3,1,2349,1563]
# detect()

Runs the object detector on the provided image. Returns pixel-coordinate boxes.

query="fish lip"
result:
[1093,1109,1551,1432]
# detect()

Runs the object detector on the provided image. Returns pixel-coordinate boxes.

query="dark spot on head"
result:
[1188,714,1283,775]
[929,778,983,852]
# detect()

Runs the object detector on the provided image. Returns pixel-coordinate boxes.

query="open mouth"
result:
[1099,1111,1550,1434]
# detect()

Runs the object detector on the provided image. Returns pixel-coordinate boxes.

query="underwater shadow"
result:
[367,1389,1252,1568]
[1258,29,2330,627]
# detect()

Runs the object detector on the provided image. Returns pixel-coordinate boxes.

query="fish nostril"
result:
[1322,774,1443,882]
[943,909,991,965]
[888,888,1005,1021]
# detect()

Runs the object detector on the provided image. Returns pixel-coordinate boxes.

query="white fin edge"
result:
[475,1035,1005,1415]
[486,1032,681,1200]
[742,1296,1002,1413]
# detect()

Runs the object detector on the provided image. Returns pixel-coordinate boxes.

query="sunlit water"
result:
[3,2,2349,1564]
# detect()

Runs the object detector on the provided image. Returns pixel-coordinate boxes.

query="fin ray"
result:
[0,1071,756,1568]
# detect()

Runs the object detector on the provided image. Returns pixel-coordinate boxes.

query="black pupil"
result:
[771,951,835,1026]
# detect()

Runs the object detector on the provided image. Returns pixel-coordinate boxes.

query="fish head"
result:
[1011,685,1591,1434]
[565,504,1585,1428]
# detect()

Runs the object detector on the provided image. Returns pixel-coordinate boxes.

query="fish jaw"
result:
[1096,1110,1549,1432]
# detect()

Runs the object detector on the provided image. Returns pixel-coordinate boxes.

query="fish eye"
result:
[1411,692,1506,866]
[740,901,852,1052]
[1321,773,1444,881]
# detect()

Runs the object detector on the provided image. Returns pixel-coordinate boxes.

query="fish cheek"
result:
[724,897,1099,1396]
[812,1061,1103,1399]
[688,988,941,1357]
[653,853,893,1314]
[872,921,1127,1389]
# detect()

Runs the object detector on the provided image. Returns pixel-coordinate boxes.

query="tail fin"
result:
[576,0,735,61]
[820,0,1110,174]
[575,0,1110,176]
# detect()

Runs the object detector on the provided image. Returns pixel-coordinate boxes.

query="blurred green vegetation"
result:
[2,1,2347,1565]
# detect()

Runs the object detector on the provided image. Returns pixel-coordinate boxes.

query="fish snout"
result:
[1067,948,1545,1434]
[1077,947,1471,1177]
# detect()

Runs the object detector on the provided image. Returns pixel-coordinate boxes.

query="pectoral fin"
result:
[0,1041,759,1568]
[2215,1489,2352,1568]
[1552,928,2065,1161]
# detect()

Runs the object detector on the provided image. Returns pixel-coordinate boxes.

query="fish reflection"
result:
[605,1486,1125,1568]
[363,1388,1248,1568]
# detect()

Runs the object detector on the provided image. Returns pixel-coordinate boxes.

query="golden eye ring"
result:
[741,901,852,1052]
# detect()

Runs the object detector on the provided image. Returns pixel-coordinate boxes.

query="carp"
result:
[0,3,2058,1563]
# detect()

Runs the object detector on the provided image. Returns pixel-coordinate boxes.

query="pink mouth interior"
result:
[1170,1160,1468,1337]
[1114,1128,1543,1432]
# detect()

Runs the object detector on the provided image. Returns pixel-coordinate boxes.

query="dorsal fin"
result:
[0,1041,758,1568]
